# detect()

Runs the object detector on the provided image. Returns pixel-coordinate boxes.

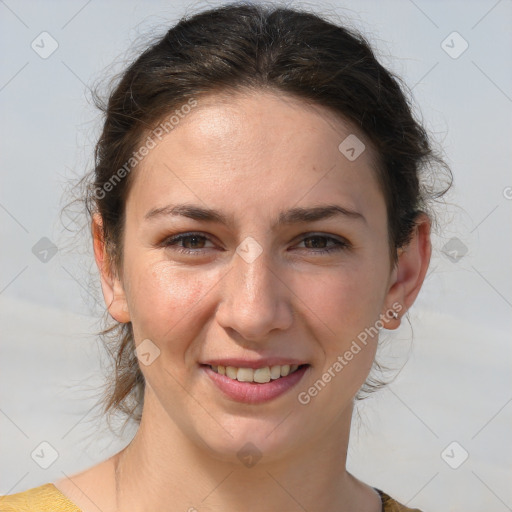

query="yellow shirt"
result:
[0,483,423,511]
[0,484,81,511]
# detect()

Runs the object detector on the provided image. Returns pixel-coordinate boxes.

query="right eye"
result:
[161,232,216,255]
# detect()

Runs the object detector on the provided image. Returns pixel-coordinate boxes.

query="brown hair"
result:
[77,2,451,430]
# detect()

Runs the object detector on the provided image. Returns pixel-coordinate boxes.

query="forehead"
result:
[126,90,384,224]
[165,89,375,160]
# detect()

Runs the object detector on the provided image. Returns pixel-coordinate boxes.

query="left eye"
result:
[161,232,349,255]
[295,235,349,254]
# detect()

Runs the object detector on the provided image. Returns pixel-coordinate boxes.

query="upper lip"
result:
[201,358,309,369]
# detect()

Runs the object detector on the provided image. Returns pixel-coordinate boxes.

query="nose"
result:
[215,246,294,343]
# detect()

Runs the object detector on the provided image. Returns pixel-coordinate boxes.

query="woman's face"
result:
[103,90,404,462]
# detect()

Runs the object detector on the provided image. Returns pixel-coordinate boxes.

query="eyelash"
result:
[161,232,350,256]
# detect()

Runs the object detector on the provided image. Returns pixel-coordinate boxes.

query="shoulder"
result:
[0,483,82,512]
[376,488,424,512]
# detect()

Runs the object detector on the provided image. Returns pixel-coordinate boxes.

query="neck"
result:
[113,389,372,512]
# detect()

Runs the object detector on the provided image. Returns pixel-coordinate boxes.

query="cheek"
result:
[300,260,387,336]
[303,273,383,392]
[298,258,388,392]
[126,259,211,346]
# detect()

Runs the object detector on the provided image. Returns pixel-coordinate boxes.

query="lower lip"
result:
[201,365,309,404]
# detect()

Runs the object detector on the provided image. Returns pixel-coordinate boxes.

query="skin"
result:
[54,90,431,512]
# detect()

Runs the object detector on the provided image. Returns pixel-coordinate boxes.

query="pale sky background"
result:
[1,1,511,511]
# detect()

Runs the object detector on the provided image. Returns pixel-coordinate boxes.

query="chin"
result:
[191,413,304,466]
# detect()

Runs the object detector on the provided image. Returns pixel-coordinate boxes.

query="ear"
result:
[382,213,432,329]
[92,213,131,323]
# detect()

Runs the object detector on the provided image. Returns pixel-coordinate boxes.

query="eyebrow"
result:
[144,203,366,227]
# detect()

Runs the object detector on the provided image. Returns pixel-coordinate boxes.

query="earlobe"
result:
[91,213,131,323]
[382,213,432,328]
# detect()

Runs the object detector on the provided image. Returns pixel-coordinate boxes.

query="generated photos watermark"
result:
[297,301,403,405]
[93,97,198,200]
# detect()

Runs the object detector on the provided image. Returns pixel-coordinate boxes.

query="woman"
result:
[0,2,450,511]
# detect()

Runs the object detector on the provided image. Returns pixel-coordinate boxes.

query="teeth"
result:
[270,365,281,379]
[210,363,304,383]
[226,366,237,379]
[253,367,271,383]
[280,364,290,377]
[237,367,254,382]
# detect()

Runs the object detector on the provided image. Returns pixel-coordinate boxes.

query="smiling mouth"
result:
[205,364,309,383]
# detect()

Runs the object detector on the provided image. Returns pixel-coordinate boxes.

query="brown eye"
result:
[297,234,350,254]
[179,235,207,249]
[162,232,214,255]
